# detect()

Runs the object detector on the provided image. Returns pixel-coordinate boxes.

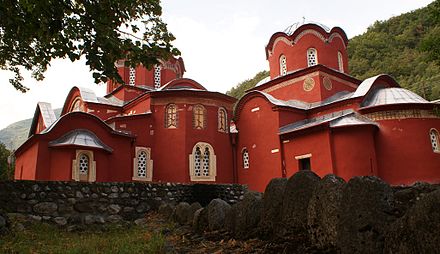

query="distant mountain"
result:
[0,108,62,151]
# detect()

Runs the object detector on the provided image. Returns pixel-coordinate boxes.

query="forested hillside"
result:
[349,0,440,100]
[226,1,440,100]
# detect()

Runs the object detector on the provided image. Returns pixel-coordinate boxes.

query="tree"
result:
[0,0,179,92]
[0,143,12,180]
[226,70,269,99]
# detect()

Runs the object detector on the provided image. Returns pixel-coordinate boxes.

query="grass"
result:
[0,222,167,254]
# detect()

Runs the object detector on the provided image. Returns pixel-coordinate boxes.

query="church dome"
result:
[361,87,429,107]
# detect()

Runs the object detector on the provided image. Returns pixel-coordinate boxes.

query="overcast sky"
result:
[0,0,434,130]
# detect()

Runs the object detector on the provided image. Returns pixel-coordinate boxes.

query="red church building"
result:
[14,23,440,191]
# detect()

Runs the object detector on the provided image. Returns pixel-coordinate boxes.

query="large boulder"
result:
[279,171,320,238]
[392,182,440,218]
[193,207,208,233]
[207,199,231,231]
[336,176,395,254]
[186,202,202,225]
[307,174,345,250]
[173,202,191,225]
[259,178,287,239]
[385,189,440,253]
[232,192,263,239]
[158,203,175,220]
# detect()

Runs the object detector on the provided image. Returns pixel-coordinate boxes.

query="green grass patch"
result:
[0,223,166,254]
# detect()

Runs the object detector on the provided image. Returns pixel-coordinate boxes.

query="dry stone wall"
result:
[0,181,247,228]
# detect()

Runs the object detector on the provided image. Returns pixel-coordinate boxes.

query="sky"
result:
[0,0,434,130]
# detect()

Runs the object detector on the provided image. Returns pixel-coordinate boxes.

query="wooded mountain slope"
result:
[227,1,440,100]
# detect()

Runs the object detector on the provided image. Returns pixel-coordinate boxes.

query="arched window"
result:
[133,147,153,181]
[72,150,96,182]
[338,51,344,72]
[154,65,162,88]
[218,107,227,133]
[279,55,287,76]
[193,105,206,129]
[307,48,318,67]
[189,142,216,181]
[242,149,249,169]
[165,104,178,128]
[129,67,136,86]
[430,129,440,153]
[70,98,83,112]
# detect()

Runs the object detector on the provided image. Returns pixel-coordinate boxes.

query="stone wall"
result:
[0,181,247,226]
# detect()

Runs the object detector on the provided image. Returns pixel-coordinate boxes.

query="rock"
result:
[174,202,191,225]
[108,204,121,215]
[84,215,95,225]
[134,218,147,226]
[158,203,175,220]
[259,178,288,239]
[193,208,208,233]
[280,171,320,238]
[187,202,202,225]
[233,192,263,239]
[106,215,123,223]
[307,174,345,250]
[33,202,58,215]
[28,215,43,222]
[385,189,440,253]
[336,176,395,254]
[53,217,67,226]
[0,216,6,228]
[136,203,151,213]
[74,202,95,213]
[95,215,105,224]
[392,182,439,218]
[207,198,231,231]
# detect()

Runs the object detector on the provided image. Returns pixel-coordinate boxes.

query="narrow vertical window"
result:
[132,147,153,181]
[189,142,216,181]
[279,55,287,76]
[307,48,318,67]
[194,147,202,176]
[193,105,206,129]
[154,65,162,88]
[218,108,227,132]
[203,147,210,176]
[338,51,344,72]
[242,149,249,169]
[79,154,89,176]
[129,67,136,86]
[165,104,178,128]
[137,151,147,178]
[430,128,440,153]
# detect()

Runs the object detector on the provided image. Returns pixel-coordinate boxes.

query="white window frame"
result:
[279,54,287,76]
[132,147,153,181]
[72,150,96,182]
[218,107,228,133]
[189,142,216,181]
[307,48,318,67]
[165,104,178,128]
[338,51,344,72]
[242,148,249,169]
[430,128,440,153]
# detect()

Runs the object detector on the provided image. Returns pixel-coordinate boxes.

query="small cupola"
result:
[106,57,186,93]
[265,22,349,79]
